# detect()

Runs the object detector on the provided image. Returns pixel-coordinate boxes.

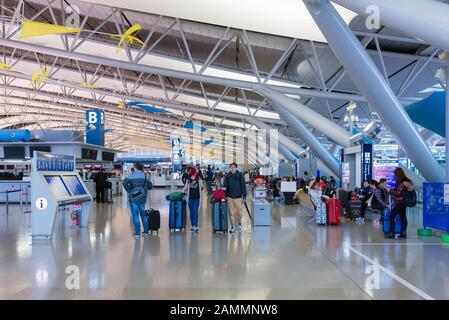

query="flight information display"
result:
[61,175,87,196]
[44,175,71,198]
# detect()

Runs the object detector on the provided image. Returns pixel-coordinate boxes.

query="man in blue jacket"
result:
[123,163,152,239]
[223,162,247,233]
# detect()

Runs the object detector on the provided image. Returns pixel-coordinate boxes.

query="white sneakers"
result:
[230,222,243,234]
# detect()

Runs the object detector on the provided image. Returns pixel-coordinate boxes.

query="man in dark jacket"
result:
[223,162,247,233]
[123,163,152,239]
[93,169,108,203]
[205,166,214,195]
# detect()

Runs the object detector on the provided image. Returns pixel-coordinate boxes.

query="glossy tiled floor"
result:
[0,188,448,300]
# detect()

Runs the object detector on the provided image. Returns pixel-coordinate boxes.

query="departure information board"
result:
[35,152,75,172]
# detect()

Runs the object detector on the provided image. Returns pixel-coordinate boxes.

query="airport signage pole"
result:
[446,54,449,181]
[304,0,444,182]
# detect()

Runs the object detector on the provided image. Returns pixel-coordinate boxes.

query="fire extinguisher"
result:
[71,211,79,226]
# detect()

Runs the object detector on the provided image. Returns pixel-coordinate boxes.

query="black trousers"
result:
[361,201,368,218]
[389,203,407,233]
[96,188,105,203]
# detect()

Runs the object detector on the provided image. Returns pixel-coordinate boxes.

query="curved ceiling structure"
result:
[0,0,444,164]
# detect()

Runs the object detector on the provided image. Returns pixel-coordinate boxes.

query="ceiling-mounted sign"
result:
[86,109,105,147]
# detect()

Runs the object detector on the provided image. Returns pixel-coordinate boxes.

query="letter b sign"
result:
[88,111,97,124]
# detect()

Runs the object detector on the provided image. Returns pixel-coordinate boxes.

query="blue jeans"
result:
[130,201,149,235]
[189,198,200,227]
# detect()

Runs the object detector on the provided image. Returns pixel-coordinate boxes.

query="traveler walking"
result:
[386,168,414,239]
[223,163,247,233]
[205,165,214,195]
[123,163,153,239]
[183,169,202,232]
[93,168,108,203]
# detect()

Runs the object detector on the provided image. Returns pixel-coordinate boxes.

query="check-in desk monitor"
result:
[31,152,93,240]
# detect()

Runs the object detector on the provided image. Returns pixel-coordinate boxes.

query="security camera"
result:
[350,121,382,145]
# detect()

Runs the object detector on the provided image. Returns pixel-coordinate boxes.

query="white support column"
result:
[332,0,449,51]
[255,86,352,148]
[304,0,444,182]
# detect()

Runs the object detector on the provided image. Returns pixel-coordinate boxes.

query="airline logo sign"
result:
[86,109,105,146]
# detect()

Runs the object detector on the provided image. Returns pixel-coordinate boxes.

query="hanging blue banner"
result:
[86,109,105,146]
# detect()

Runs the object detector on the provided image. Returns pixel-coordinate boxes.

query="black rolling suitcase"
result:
[145,209,161,235]
[212,201,228,233]
[347,200,362,219]
[106,188,113,203]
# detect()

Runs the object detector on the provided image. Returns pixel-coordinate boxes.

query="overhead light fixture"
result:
[438,51,448,61]
[346,101,357,112]
[344,114,359,123]
[434,67,447,83]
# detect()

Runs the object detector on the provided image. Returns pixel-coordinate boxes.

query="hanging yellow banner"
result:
[113,24,145,52]
[20,20,83,39]
[31,66,49,88]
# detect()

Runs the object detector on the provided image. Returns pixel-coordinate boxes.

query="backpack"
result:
[404,189,417,207]
[128,178,148,202]
[166,191,184,201]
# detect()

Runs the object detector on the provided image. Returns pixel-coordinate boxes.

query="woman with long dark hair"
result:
[386,168,414,239]
[183,170,203,232]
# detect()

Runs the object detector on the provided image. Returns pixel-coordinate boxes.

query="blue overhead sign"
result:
[86,109,105,146]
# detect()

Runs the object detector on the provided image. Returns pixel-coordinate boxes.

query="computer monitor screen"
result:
[30,146,51,156]
[90,149,98,160]
[3,146,25,159]
[81,148,98,160]
[102,151,115,161]
[44,175,71,198]
[61,175,87,196]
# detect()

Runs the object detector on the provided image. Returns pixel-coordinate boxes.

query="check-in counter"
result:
[152,174,167,187]
[83,178,122,199]
[107,177,122,196]
[83,180,95,198]
[0,180,31,203]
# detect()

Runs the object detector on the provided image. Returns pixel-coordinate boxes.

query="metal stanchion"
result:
[5,191,9,216]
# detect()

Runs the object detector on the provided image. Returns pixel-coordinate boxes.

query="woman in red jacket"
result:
[386,168,414,239]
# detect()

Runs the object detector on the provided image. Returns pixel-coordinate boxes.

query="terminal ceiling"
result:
[0,0,445,154]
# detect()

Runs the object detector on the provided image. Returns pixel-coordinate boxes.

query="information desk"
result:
[31,152,93,240]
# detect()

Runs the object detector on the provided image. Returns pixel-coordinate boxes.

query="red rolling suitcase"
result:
[326,198,341,225]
